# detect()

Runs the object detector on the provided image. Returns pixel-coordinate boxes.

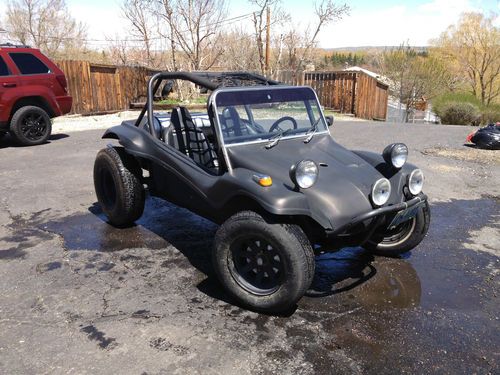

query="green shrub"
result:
[432,92,481,117]
[437,101,481,125]
[432,92,499,125]
[481,104,500,124]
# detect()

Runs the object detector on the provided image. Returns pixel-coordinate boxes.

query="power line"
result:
[2,11,256,46]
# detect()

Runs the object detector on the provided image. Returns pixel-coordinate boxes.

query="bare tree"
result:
[5,0,87,57]
[248,0,289,74]
[288,0,350,72]
[155,0,179,71]
[219,28,260,71]
[106,35,131,65]
[155,0,227,71]
[122,0,157,67]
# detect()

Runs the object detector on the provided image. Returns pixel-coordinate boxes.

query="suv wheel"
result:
[10,106,52,146]
[213,211,315,313]
[94,147,145,227]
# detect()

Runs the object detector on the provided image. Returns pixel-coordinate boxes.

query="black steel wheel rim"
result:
[380,218,415,245]
[229,236,285,296]
[100,168,117,208]
[21,113,48,141]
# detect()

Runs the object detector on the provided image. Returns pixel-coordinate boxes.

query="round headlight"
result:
[371,178,391,206]
[383,143,408,169]
[290,160,318,189]
[408,169,424,195]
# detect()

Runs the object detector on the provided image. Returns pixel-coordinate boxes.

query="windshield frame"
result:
[209,85,331,171]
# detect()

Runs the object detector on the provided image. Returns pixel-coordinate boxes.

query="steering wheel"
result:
[269,116,298,132]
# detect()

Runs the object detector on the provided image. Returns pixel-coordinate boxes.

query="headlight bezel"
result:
[289,159,318,189]
[371,178,392,206]
[408,169,424,196]
[383,143,408,169]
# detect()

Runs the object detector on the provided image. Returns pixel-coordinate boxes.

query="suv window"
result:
[0,56,10,76]
[9,53,50,75]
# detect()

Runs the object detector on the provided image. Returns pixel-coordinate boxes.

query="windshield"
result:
[213,87,328,145]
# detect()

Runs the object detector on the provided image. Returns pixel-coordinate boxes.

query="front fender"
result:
[353,150,420,204]
[209,168,334,225]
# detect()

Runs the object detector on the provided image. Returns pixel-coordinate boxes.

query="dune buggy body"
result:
[95,71,430,313]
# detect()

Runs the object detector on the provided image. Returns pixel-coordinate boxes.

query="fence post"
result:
[351,73,357,115]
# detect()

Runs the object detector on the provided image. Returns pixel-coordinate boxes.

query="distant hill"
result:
[324,46,429,53]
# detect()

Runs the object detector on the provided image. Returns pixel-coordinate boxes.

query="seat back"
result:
[167,107,188,154]
[179,107,218,170]
[221,106,243,138]
[164,106,218,171]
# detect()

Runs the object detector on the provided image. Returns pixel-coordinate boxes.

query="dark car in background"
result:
[0,44,72,145]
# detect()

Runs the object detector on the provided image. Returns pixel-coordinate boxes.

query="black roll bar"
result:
[135,71,281,136]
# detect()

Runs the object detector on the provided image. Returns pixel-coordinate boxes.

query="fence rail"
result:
[56,60,388,120]
[275,70,388,120]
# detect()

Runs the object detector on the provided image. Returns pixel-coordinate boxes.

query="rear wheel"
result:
[365,201,431,257]
[213,211,315,313]
[93,147,145,227]
[10,106,52,146]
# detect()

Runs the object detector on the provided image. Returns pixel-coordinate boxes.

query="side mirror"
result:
[325,115,334,127]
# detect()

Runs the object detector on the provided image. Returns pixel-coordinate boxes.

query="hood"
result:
[226,133,385,225]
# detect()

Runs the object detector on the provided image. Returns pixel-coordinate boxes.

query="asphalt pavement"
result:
[0,122,498,374]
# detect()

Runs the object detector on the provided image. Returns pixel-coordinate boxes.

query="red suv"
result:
[0,44,72,145]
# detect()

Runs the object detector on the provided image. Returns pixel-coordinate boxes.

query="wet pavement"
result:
[0,123,498,374]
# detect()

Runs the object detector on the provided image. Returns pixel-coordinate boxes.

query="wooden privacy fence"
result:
[56,60,157,114]
[275,70,389,120]
[56,60,388,120]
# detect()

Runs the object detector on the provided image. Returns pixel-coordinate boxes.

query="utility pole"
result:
[265,6,270,75]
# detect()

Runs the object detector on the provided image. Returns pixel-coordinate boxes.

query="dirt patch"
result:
[52,111,139,133]
[422,147,500,165]
[427,164,463,173]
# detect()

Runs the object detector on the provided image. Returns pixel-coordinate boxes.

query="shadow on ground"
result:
[0,133,69,148]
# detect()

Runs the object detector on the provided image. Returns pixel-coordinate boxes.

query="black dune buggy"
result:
[93,71,430,313]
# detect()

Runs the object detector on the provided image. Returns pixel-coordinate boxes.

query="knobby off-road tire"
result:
[93,147,145,227]
[213,211,315,314]
[365,201,431,257]
[10,106,52,146]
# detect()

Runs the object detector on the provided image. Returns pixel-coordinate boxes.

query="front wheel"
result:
[93,147,145,227]
[365,201,431,257]
[213,211,315,314]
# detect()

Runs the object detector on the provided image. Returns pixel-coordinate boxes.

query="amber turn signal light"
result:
[253,174,272,187]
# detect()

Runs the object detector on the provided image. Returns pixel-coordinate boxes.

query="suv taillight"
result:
[56,74,68,92]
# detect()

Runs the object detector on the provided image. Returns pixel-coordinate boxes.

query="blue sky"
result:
[5,0,499,48]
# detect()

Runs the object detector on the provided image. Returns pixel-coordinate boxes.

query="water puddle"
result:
[39,196,498,314]
[42,198,216,253]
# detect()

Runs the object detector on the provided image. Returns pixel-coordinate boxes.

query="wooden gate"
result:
[89,65,123,113]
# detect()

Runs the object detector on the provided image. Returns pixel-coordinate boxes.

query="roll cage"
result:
[135,71,281,137]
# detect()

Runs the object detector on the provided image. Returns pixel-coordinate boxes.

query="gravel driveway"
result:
[0,120,498,374]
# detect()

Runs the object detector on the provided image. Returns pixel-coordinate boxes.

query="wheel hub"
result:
[21,114,47,140]
[230,237,284,296]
